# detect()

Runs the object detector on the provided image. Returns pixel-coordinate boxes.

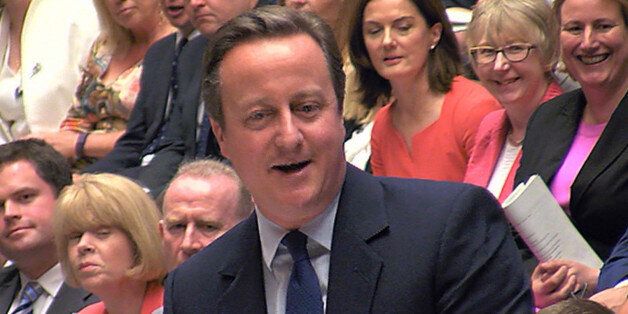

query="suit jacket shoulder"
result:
[597,228,628,291]
[0,265,97,314]
[165,165,531,313]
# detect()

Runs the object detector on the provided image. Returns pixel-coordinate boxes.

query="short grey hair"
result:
[202,5,346,127]
[162,159,253,219]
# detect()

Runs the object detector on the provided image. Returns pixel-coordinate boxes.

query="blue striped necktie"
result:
[12,281,43,314]
[282,230,324,314]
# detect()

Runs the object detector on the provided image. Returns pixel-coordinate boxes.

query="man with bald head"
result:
[159,159,252,269]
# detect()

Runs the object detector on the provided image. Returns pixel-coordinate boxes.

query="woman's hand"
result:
[24,130,79,159]
[532,259,600,308]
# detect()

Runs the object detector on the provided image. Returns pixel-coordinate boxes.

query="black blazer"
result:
[154,36,221,169]
[0,265,98,314]
[516,89,628,259]
[164,165,532,313]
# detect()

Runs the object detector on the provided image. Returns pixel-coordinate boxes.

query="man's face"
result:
[184,0,255,37]
[160,0,193,32]
[160,175,243,269]
[0,160,57,262]
[211,34,346,229]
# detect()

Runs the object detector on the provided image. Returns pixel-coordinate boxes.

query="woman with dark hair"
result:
[350,0,500,181]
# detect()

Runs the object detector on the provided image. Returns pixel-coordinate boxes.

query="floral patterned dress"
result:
[61,36,143,169]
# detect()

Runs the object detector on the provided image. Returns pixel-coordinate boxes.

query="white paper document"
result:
[502,175,603,269]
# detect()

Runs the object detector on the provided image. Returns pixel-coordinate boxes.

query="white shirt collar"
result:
[257,193,340,271]
[19,263,64,298]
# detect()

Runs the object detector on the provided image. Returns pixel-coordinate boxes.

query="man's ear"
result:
[210,118,227,158]
[158,220,165,237]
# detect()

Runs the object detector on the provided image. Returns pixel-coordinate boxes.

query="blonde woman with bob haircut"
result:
[54,173,166,314]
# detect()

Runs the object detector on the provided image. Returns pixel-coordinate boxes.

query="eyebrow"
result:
[364,16,415,25]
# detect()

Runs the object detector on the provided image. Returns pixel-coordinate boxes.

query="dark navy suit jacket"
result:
[0,265,97,314]
[84,33,181,192]
[164,165,532,313]
[597,228,628,291]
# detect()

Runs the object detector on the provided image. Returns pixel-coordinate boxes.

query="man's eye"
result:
[199,224,217,232]
[16,193,35,203]
[168,223,186,231]
[295,102,321,117]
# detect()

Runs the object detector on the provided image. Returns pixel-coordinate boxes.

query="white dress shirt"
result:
[257,194,340,314]
[8,263,64,314]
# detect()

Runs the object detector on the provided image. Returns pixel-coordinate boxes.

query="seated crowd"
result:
[0,0,626,313]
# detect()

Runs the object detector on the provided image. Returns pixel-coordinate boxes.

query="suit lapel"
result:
[47,283,97,314]
[537,91,584,183]
[216,215,267,312]
[571,92,628,209]
[326,165,387,313]
[146,34,177,137]
[0,266,19,314]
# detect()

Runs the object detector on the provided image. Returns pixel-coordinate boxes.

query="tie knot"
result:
[22,282,43,303]
[282,230,309,263]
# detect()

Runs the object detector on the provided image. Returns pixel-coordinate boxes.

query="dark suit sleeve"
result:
[435,186,532,313]
[597,229,628,291]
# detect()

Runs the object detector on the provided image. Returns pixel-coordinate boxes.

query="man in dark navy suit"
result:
[83,0,198,194]
[164,7,532,313]
[0,140,97,314]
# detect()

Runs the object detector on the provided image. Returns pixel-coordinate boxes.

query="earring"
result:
[430,44,436,50]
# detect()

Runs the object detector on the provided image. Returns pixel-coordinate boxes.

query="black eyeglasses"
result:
[468,43,537,64]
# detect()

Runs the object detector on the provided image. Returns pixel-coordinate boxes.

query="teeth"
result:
[273,161,309,172]
[579,54,607,65]
[497,78,518,85]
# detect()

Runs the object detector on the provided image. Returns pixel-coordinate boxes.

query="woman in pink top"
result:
[348,0,500,181]
[54,174,167,314]
[463,0,563,203]
[514,0,628,308]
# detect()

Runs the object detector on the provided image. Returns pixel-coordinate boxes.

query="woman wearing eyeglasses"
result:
[515,0,627,308]
[350,0,500,181]
[463,0,563,203]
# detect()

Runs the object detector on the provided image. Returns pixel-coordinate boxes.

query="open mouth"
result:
[495,77,520,86]
[167,5,184,16]
[384,56,402,62]
[578,54,609,65]
[272,160,311,173]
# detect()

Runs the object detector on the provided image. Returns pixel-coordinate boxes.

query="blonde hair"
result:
[466,0,560,72]
[54,173,166,287]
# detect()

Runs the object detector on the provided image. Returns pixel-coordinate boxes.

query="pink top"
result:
[463,82,563,202]
[370,76,501,182]
[78,283,164,314]
[550,121,607,210]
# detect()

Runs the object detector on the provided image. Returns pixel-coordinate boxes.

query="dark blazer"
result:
[159,35,221,160]
[515,89,628,260]
[597,228,628,291]
[0,265,97,314]
[164,165,532,313]
[83,33,184,192]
